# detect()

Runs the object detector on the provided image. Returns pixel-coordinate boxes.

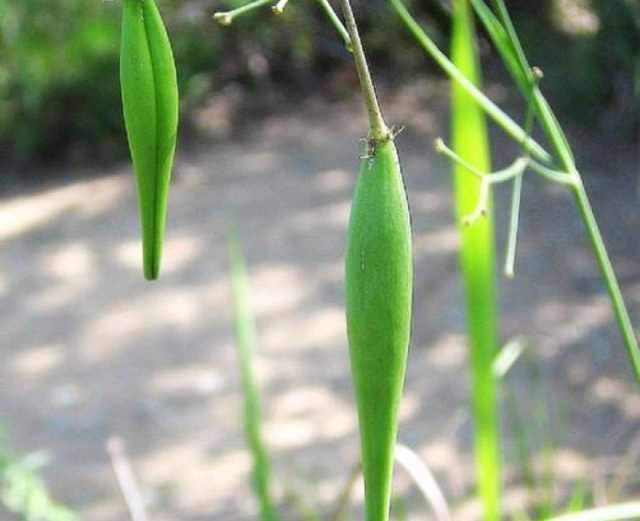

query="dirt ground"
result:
[1,84,639,521]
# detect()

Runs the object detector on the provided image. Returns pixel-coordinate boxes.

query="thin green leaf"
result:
[545,502,640,521]
[228,233,280,521]
[451,1,501,520]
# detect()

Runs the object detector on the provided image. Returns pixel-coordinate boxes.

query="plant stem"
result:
[316,0,352,50]
[479,0,640,381]
[387,0,551,163]
[338,0,389,140]
[571,181,640,380]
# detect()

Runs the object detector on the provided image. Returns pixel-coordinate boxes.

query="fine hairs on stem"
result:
[338,0,389,141]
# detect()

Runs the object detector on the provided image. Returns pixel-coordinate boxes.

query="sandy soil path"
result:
[1,88,638,521]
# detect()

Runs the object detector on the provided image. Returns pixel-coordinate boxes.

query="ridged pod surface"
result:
[120,0,178,280]
[345,138,412,521]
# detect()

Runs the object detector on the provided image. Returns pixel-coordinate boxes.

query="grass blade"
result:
[228,233,279,521]
[450,1,501,520]
[544,502,640,521]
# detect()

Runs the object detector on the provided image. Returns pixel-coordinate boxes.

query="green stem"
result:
[571,182,640,380]
[316,0,352,50]
[387,0,551,163]
[339,0,389,140]
[482,0,640,382]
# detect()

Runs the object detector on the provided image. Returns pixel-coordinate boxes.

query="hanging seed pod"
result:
[120,0,179,280]
[345,137,413,521]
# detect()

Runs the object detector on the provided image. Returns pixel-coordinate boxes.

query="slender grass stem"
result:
[471,0,640,381]
[316,0,352,50]
[571,182,640,380]
[387,0,551,163]
[339,0,388,140]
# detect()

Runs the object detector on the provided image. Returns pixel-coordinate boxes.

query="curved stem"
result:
[339,0,389,140]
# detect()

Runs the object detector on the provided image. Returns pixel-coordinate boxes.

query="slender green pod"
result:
[120,0,179,280]
[346,137,413,521]
[338,0,412,519]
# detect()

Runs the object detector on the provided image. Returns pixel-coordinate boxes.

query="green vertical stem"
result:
[451,1,501,520]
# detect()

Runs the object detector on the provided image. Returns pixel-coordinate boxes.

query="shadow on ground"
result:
[0,84,638,521]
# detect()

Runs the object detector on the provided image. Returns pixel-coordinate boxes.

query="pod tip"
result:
[144,263,160,281]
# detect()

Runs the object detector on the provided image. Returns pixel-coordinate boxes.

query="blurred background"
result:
[0,0,639,520]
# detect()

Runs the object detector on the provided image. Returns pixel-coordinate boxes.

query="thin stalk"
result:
[339,0,389,140]
[571,182,640,378]
[387,0,551,163]
[451,1,501,520]
[473,0,640,381]
[316,0,352,50]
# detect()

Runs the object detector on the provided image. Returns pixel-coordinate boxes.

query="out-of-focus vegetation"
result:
[0,438,75,521]
[0,0,638,166]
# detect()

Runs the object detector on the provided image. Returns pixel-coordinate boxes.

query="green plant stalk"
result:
[228,234,279,521]
[316,0,352,50]
[390,0,640,382]
[451,1,501,520]
[339,0,388,141]
[571,181,640,379]
[545,501,640,521]
[474,0,640,382]
[387,0,550,164]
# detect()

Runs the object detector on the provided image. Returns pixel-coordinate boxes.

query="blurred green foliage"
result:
[0,438,75,521]
[0,0,638,166]
[511,0,640,132]
[0,0,122,162]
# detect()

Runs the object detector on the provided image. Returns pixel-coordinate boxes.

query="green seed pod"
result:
[120,0,179,280]
[345,137,413,521]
